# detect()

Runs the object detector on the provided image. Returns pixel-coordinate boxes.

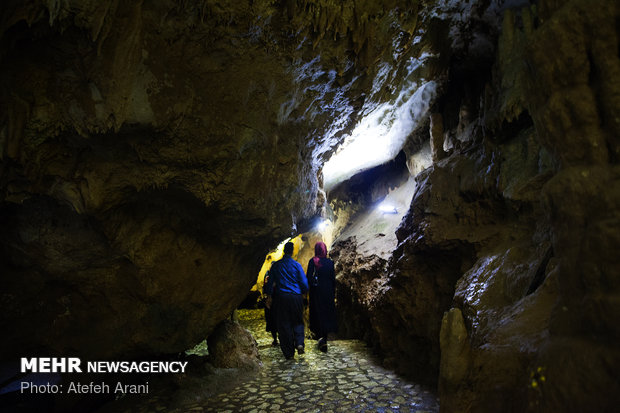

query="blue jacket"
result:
[270,255,308,295]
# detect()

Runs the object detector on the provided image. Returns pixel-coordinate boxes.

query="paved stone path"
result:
[200,310,439,413]
[108,310,438,412]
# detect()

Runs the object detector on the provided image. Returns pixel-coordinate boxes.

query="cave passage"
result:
[2,0,618,411]
[106,310,439,412]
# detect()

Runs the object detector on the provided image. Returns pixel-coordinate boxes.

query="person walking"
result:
[262,270,278,346]
[270,242,309,359]
[307,241,337,352]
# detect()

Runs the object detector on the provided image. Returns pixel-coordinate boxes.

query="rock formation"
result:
[329,0,620,411]
[207,318,260,370]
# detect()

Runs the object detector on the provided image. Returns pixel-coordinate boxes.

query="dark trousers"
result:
[275,292,305,358]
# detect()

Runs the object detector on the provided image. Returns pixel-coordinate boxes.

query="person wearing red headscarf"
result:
[307,241,337,352]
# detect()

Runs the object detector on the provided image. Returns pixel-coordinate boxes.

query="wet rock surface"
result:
[330,0,620,411]
[105,310,438,413]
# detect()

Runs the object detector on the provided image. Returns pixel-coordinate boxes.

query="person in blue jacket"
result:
[269,241,309,359]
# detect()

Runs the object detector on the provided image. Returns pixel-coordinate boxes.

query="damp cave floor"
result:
[102,309,439,413]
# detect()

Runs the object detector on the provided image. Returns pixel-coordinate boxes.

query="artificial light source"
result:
[378,203,398,214]
[317,220,329,231]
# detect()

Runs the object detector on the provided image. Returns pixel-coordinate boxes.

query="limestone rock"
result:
[439,308,470,394]
[320,3,619,412]
[207,319,261,370]
[429,113,446,162]
[331,238,388,342]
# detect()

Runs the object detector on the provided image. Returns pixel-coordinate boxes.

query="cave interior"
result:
[1,0,619,412]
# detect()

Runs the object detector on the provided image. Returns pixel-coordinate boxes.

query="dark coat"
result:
[307,257,337,337]
[262,271,276,333]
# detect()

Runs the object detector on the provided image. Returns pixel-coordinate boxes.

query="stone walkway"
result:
[106,310,438,413]
[201,310,438,413]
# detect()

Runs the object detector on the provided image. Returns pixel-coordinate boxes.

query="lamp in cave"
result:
[378,203,398,214]
[316,219,329,231]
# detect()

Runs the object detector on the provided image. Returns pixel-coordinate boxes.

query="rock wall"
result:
[331,0,620,411]
[440,1,620,411]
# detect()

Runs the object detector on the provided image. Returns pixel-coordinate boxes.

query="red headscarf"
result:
[313,241,327,269]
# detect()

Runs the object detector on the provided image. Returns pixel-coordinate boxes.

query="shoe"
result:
[285,355,294,360]
[318,338,327,353]
[271,340,278,347]
[296,344,304,355]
